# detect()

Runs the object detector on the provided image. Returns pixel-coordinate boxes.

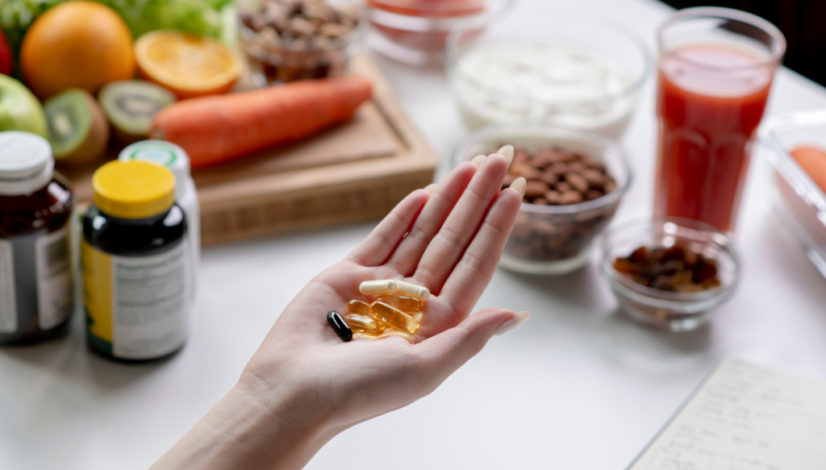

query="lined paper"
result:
[630,359,826,470]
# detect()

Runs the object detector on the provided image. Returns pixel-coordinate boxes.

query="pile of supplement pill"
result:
[327,280,430,342]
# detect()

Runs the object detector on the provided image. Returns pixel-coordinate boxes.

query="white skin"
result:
[151,153,527,470]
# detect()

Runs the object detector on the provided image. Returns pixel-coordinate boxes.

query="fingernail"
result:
[497,145,514,167]
[424,183,438,194]
[508,177,526,197]
[471,154,486,167]
[495,311,531,336]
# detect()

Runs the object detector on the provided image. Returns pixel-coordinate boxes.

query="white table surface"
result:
[4,0,826,468]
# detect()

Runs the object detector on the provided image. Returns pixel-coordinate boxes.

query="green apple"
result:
[0,74,47,137]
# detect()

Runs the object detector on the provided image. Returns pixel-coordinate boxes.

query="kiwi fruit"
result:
[44,89,109,166]
[99,80,176,144]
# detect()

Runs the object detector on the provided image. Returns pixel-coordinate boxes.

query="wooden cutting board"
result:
[62,54,438,246]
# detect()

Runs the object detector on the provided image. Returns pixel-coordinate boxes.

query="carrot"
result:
[790,146,826,194]
[150,76,372,169]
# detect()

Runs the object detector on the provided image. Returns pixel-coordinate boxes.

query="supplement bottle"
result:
[0,132,74,344]
[118,141,200,296]
[82,160,188,361]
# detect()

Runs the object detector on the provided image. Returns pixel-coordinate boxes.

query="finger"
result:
[439,186,523,319]
[346,189,430,266]
[385,162,477,276]
[413,154,509,293]
[412,309,528,394]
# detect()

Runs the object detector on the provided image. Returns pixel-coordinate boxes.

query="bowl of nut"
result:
[238,0,366,87]
[453,123,633,274]
[599,218,741,332]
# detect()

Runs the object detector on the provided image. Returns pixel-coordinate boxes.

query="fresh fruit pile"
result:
[0,0,231,64]
[0,1,188,165]
[0,0,372,169]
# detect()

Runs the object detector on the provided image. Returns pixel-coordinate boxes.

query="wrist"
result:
[152,377,334,470]
[234,371,335,449]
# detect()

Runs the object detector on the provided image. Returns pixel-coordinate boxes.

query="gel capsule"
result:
[376,295,422,314]
[346,313,385,337]
[348,299,371,316]
[327,310,352,342]
[371,301,419,335]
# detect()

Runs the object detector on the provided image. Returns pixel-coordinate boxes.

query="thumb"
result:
[413,308,531,393]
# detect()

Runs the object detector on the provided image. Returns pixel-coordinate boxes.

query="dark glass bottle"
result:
[0,132,74,345]
[82,160,188,362]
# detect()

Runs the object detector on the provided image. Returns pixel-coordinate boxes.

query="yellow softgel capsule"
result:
[376,295,422,314]
[345,313,385,337]
[371,301,419,335]
[348,299,371,316]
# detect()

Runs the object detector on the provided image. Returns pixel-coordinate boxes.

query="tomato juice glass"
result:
[654,8,786,235]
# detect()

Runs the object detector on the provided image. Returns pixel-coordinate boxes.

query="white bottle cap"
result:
[0,131,55,196]
[118,140,191,199]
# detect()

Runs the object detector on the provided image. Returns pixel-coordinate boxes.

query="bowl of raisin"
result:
[599,218,741,332]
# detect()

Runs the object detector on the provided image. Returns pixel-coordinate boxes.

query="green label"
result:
[128,147,177,168]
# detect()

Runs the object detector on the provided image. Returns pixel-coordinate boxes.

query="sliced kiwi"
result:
[99,80,176,144]
[45,89,109,166]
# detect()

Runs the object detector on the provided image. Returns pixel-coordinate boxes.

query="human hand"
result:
[152,149,529,470]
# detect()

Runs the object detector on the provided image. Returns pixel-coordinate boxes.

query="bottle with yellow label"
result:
[82,160,188,362]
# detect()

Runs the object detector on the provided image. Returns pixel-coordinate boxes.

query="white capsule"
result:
[359,279,430,301]
[395,280,430,302]
[360,280,398,296]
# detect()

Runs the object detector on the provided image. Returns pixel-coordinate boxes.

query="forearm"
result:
[151,383,331,470]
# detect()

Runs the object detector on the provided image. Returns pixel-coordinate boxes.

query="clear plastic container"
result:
[599,218,741,332]
[759,109,826,278]
[453,123,633,275]
[367,0,513,65]
[446,10,650,139]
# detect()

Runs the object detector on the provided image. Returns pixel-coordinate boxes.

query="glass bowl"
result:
[759,109,826,278]
[238,0,367,87]
[454,122,633,275]
[599,218,741,332]
[367,0,514,65]
[446,10,650,139]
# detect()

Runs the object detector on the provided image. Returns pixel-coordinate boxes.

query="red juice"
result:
[654,44,775,233]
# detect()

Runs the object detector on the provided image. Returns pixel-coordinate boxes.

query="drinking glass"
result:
[654,7,785,235]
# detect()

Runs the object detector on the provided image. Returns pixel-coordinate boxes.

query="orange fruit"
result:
[135,31,242,99]
[20,1,135,100]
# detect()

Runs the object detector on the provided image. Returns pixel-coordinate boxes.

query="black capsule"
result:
[327,311,352,342]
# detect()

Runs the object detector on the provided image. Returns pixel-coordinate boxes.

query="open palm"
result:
[241,152,526,436]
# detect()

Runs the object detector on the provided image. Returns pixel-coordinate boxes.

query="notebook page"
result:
[629,358,826,470]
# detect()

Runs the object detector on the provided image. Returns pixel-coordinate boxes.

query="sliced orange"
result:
[135,30,242,99]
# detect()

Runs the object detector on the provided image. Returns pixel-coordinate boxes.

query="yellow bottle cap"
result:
[93,160,176,219]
